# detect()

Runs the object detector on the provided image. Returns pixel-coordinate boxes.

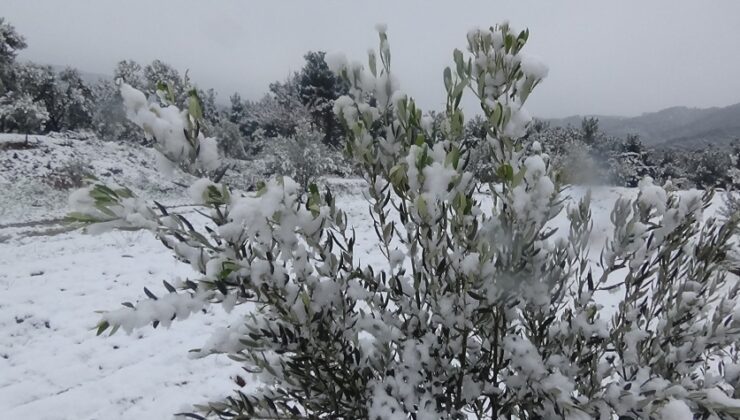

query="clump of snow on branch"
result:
[119,82,220,174]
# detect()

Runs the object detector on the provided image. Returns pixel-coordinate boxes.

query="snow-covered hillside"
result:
[0,133,194,224]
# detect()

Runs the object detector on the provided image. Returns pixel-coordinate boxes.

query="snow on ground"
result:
[0,228,238,419]
[0,134,733,419]
[0,162,380,418]
[0,133,192,224]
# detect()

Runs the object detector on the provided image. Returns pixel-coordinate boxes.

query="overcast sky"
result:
[4,0,740,118]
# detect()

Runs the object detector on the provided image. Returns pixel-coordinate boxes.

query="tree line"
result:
[1,17,738,190]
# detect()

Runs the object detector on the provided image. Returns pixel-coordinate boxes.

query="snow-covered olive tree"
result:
[0,92,49,134]
[261,121,349,192]
[116,82,222,178]
[68,23,740,419]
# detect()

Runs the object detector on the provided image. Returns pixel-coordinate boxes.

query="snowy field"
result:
[0,140,382,419]
[0,188,385,419]
[0,135,733,419]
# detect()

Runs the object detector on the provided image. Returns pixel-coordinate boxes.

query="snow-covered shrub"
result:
[689,149,734,189]
[43,157,95,190]
[529,126,606,185]
[654,149,694,189]
[0,92,49,134]
[261,121,351,191]
[608,151,655,188]
[70,23,740,419]
[245,88,310,138]
[91,80,143,143]
[216,158,263,193]
[211,118,247,159]
[527,125,660,187]
[11,63,96,132]
[461,115,496,182]
[118,82,223,178]
[723,191,740,221]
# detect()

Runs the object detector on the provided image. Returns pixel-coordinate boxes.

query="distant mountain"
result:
[547,103,740,150]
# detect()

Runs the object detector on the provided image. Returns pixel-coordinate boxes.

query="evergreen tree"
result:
[227,92,255,137]
[57,68,94,130]
[654,149,691,188]
[463,114,494,181]
[729,140,740,188]
[581,116,599,145]
[198,87,220,125]
[529,118,550,134]
[622,133,644,154]
[113,59,145,89]
[0,17,27,94]
[143,59,186,99]
[609,134,655,187]
[297,51,349,147]
[114,58,220,128]
[228,92,245,125]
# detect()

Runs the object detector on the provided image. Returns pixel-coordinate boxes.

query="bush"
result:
[689,149,733,189]
[43,158,94,190]
[211,118,247,159]
[70,23,740,419]
[529,126,607,185]
[260,121,352,191]
[90,80,143,143]
[0,92,49,134]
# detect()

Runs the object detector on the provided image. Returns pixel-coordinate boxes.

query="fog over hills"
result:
[548,102,740,150]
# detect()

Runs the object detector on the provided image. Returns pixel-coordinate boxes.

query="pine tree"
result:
[227,92,257,139]
[581,116,599,145]
[0,17,27,95]
[57,67,95,130]
[297,51,350,147]
[608,135,656,187]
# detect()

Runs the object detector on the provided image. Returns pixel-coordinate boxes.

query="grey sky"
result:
[4,0,740,118]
